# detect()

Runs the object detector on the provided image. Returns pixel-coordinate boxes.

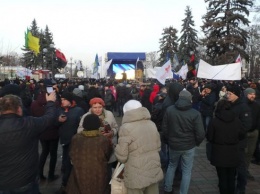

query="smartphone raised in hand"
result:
[46,86,54,94]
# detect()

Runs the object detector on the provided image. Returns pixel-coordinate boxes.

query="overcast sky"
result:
[1,0,208,68]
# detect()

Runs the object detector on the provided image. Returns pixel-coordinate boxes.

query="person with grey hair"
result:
[0,92,56,194]
[115,100,163,194]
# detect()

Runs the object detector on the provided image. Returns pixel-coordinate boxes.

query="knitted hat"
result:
[179,90,192,101]
[244,88,255,96]
[73,88,83,98]
[83,114,101,131]
[61,92,74,104]
[123,100,142,113]
[89,97,105,107]
[227,85,241,97]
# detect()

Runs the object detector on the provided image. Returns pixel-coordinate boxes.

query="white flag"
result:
[102,59,113,78]
[176,64,188,80]
[155,60,172,85]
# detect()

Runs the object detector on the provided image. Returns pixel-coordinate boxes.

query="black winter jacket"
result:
[162,96,205,151]
[230,98,252,148]
[0,101,56,189]
[207,110,246,167]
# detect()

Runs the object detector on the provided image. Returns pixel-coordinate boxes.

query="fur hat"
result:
[244,88,255,96]
[227,85,241,97]
[179,90,192,101]
[61,92,74,104]
[73,88,83,98]
[83,114,101,131]
[123,100,142,113]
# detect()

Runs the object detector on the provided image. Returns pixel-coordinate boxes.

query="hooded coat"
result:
[162,95,205,151]
[162,82,184,115]
[115,107,163,189]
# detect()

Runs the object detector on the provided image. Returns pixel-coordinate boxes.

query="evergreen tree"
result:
[158,26,179,66]
[21,19,40,70]
[41,25,56,73]
[201,0,253,65]
[178,6,199,64]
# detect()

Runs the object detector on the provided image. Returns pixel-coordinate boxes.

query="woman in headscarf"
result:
[66,114,112,194]
[77,97,119,185]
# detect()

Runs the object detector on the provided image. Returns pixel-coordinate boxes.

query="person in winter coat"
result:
[243,88,260,180]
[149,83,160,104]
[56,92,85,194]
[160,82,184,171]
[226,85,252,194]
[66,114,112,194]
[104,84,114,112]
[162,90,205,194]
[199,83,217,132]
[186,80,201,111]
[30,90,60,182]
[140,84,152,113]
[0,92,56,194]
[207,99,246,194]
[115,100,163,194]
[77,97,118,188]
[72,88,89,113]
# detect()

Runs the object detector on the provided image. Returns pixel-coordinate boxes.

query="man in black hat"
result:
[56,92,84,194]
[227,85,252,194]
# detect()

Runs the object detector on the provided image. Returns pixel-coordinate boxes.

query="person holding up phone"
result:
[56,92,84,194]
[0,92,56,194]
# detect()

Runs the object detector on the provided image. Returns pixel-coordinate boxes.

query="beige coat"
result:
[77,109,118,163]
[115,107,163,189]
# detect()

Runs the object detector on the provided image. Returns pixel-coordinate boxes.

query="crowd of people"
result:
[0,76,260,194]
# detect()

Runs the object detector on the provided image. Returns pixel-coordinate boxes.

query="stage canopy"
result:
[107,52,146,64]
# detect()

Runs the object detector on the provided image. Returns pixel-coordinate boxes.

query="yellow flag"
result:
[28,31,40,55]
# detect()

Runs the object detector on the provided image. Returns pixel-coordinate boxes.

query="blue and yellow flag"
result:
[93,54,99,74]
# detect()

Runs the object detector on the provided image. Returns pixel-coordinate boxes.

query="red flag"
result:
[56,50,67,62]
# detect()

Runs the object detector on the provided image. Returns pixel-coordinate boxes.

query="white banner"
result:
[197,59,241,80]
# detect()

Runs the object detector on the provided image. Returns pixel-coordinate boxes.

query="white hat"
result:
[123,100,142,113]
[78,85,84,91]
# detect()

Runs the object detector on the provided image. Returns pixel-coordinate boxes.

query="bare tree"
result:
[246,25,260,78]
[145,51,159,68]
